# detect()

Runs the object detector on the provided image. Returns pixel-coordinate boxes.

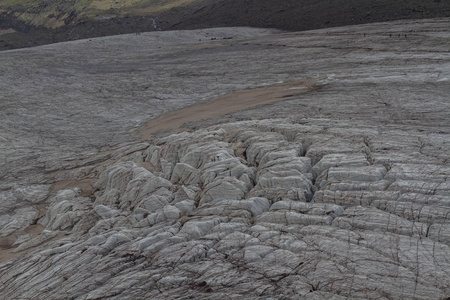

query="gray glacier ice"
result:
[0,18,449,299]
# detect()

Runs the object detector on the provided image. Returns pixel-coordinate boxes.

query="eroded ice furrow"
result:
[1,119,448,300]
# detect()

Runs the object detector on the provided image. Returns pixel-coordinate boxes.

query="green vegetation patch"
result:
[0,0,202,27]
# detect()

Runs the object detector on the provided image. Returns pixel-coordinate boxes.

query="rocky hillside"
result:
[0,18,449,299]
[1,0,450,49]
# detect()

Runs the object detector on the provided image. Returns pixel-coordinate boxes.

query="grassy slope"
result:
[0,0,449,50]
[0,0,201,27]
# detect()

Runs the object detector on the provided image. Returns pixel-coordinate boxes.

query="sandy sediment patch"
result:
[139,78,321,139]
[0,200,58,263]
[50,178,98,198]
[0,224,50,263]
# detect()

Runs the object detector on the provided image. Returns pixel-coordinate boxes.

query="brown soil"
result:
[138,161,156,172]
[50,178,98,198]
[139,78,321,140]
[0,224,45,263]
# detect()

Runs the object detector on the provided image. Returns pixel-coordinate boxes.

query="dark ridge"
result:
[159,0,450,31]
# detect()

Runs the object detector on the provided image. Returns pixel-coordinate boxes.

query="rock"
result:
[258,249,304,278]
[38,189,92,231]
[215,231,255,253]
[97,232,133,255]
[270,200,344,217]
[179,142,234,169]
[316,165,387,189]
[173,185,197,203]
[332,206,428,237]
[0,185,50,214]
[242,245,275,263]
[247,139,289,167]
[14,230,59,252]
[94,205,120,219]
[313,190,398,207]
[144,145,162,166]
[119,167,173,210]
[175,200,195,215]
[93,188,121,208]
[110,143,149,160]
[200,178,247,205]
[371,200,450,223]
[322,180,391,192]
[427,223,450,245]
[196,197,270,220]
[178,218,226,239]
[201,157,255,185]
[135,194,170,213]
[257,211,333,226]
[160,159,175,180]
[135,232,174,251]
[0,206,38,237]
[161,205,181,220]
[311,153,370,178]
[250,174,313,202]
[257,157,311,179]
[305,138,363,165]
[384,163,449,183]
[388,179,450,195]
[40,242,76,256]
[94,162,134,193]
[170,163,201,185]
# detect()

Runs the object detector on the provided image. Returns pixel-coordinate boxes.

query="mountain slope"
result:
[1,0,449,49]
